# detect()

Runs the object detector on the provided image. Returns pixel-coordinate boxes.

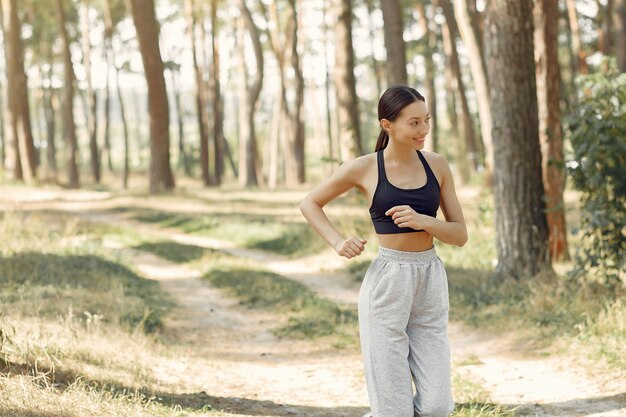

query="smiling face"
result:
[380,100,431,150]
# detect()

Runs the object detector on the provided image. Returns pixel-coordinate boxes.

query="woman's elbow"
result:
[457,228,468,247]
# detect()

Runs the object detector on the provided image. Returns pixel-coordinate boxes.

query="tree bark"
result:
[167,65,189,175]
[42,63,58,179]
[380,0,407,85]
[322,0,337,166]
[484,0,550,278]
[333,0,362,160]
[114,62,130,188]
[54,0,80,188]
[2,0,37,182]
[126,0,175,192]
[614,0,626,71]
[453,0,493,181]
[236,0,263,187]
[533,0,570,262]
[81,0,100,183]
[185,0,211,185]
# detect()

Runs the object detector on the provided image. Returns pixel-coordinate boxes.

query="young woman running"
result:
[300,85,467,417]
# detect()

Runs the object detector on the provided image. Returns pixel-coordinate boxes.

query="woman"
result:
[299,85,467,417]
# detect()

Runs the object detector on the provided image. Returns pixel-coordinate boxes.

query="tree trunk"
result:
[533,0,569,262]
[565,0,588,75]
[167,67,189,175]
[484,0,550,279]
[102,0,114,172]
[237,0,263,187]
[322,0,337,166]
[439,0,479,178]
[2,0,37,182]
[333,0,362,160]
[453,0,493,181]
[42,64,58,179]
[81,0,100,183]
[614,0,626,71]
[54,0,80,188]
[114,62,130,189]
[126,0,175,193]
[185,0,211,185]
[415,4,438,153]
[210,0,224,183]
[380,0,407,85]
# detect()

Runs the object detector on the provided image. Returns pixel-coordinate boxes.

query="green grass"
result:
[132,241,215,264]
[452,372,515,416]
[203,263,358,341]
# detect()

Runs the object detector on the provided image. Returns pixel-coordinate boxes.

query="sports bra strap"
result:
[376,150,387,183]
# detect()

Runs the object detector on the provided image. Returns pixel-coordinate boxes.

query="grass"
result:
[202,261,358,343]
[451,372,515,417]
[132,241,216,264]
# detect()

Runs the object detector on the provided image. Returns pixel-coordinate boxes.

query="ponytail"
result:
[375,129,389,152]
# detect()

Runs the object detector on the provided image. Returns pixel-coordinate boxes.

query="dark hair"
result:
[375,85,426,151]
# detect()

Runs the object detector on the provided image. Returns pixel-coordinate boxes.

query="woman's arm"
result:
[386,155,468,247]
[299,156,371,258]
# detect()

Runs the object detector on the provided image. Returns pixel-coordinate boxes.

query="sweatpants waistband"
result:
[377,245,438,264]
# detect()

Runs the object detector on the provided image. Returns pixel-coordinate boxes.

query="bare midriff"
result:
[376,231,434,252]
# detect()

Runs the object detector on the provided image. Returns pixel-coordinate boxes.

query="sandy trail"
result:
[2,187,625,417]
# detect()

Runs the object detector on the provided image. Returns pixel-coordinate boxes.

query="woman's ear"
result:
[380,119,392,133]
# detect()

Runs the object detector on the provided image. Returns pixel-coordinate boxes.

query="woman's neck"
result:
[384,140,418,164]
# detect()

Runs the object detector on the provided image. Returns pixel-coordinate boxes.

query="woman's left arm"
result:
[387,155,468,247]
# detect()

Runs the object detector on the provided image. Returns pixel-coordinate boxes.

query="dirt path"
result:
[3,187,625,417]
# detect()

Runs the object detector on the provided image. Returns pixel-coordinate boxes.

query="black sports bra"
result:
[369,150,440,234]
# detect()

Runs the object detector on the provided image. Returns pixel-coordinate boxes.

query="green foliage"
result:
[565,57,626,286]
[133,241,212,264]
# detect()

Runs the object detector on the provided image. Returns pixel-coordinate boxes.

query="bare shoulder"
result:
[421,150,452,180]
[337,152,377,182]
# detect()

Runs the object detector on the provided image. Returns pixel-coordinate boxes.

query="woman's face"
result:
[382,100,431,150]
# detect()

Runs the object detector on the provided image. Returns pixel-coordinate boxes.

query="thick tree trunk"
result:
[333,0,362,160]
[439,0,479,178]
[484,0,550,279]
[54,0,80,188]
[210,0,224,183]
[453,0,493,181]
[380,0,407,86]
[81,0,100,183]
[534,0,570,262]
[237,0,263,187]
[2,0,37,182]
[126,0,175,192]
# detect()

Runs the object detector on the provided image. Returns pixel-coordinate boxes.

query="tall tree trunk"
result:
[81,0,100,183]
[237,0,263,187]
[534,0,569,262]
[126,0,175,193]
[0,58,5,170]
[184,0,211,185]
[322,0,337,166]
[453,0,493,181]
[54,0,80,188]
[484,0,550,279]
[565,0,588,75]
[415,3,438,153]
[42,63,58,179]
[364,0,382,98]
[102,0,114,172]
[114,62,130,188]
[333,0,362,160]
[1,0,37,182]
[439,0,479,178]
[380,0,407,85]
[210,0,224,183]
[614,0,626,71]
[167,67,189,175]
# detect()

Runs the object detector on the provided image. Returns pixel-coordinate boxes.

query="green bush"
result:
[566,57,626,286]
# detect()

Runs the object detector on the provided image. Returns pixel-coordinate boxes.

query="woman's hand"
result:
[334,236,368,259]
[385,205,433,231]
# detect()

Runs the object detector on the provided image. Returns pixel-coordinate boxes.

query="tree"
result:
[54,0,80,188]
[415,3,438,152]
[484,0,550,278]
[184,0,211,186]
[333,0,362,160]
[236,0,263,186]
[533,0,569,262]
[125,0,175,192]
[614,0,626,72]
[80,0,100,182]
[1,0,38,182]
[380,0,407,86]
[453,0,493,181]
[209,0,225,183]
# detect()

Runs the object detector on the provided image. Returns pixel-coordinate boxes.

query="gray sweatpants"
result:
[358,246,454,417]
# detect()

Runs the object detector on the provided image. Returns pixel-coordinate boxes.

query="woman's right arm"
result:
[299,156,370,259]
